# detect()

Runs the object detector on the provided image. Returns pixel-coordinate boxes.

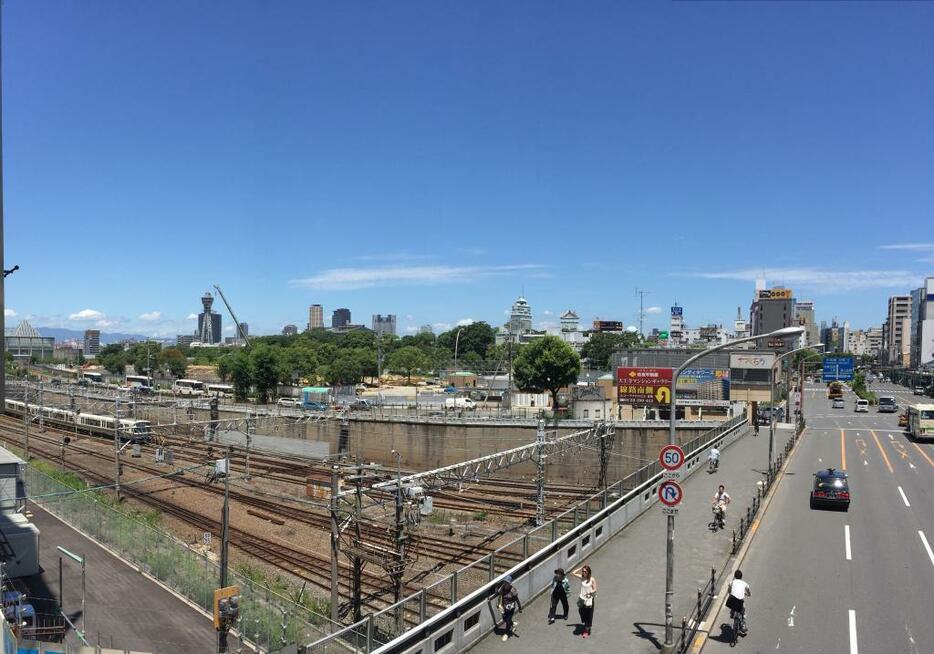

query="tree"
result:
[250,344,281,403]
[97,344,127,375]
[128,342,162,376]
[387,346,431,383]
[159,347,188,378]
[324,353,364,385]
[437,322,496,365]
[278,346,318,385]
[512,335,581,415]
[580,332,641,369]
[227,351,254,401]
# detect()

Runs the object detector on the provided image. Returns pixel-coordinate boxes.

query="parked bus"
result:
[207,384,234,398]
[173,379,206,396]
[81,372,104,384]
[907,403,934,441]
[125,375,153,390]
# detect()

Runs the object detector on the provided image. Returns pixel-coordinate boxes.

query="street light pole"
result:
[661,325,803,653]
[453,328,464,371]
[768,344,823,469]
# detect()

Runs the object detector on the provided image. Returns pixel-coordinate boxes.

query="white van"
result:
[854,399,869,413]
[444,397,476,410]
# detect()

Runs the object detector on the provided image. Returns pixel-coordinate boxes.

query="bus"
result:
[82,372,104,384]
[907,404,934,441]
[207,384,234,398]
[125,375,153,390]
[173,379,206,396]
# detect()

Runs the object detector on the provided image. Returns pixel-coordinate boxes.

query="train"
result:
[4,399,153,444]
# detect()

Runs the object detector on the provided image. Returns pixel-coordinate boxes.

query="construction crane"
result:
[213,285,250,348]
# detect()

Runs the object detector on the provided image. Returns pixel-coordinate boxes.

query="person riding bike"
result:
[725,570,751,635]
[707,446,721,472]
[711,485,731,526]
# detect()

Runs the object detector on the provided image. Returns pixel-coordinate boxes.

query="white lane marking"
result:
[787,605,795,627]
[889,433,894,440]
[844,525,852,560]
[898,486,911,507]
[849,610,859,654]
[920,531,934,568]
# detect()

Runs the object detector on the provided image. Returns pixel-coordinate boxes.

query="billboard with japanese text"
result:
[617,367,673,405]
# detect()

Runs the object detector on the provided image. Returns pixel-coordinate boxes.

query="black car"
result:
[810,468,850,510]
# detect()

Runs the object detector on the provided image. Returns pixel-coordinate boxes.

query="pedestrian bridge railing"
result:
[302,415,748,654]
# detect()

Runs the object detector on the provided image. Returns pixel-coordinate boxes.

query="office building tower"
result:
[750,287,796,351]
[418,324,433,335]
[508,297,533,335]
[911,277,934,368]
[238,323,249,338]
[885,295,911,367]
[670,305,684,345]
[176,334,195,349]
[83,329,101,355]
[332,308,351,329]
[282,324,298,336]
[308,304,324,330]
[372,314,397,337]
[795,301,818,345]
[197,292,222,344]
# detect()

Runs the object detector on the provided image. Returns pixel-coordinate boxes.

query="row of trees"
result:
[97,342,188,378]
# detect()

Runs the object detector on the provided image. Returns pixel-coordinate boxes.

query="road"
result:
[703,381,934,654]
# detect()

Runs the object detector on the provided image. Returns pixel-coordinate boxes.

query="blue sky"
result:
[3,1,933,338]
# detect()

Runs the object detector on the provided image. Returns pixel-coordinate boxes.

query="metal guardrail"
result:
[303,415,748,654]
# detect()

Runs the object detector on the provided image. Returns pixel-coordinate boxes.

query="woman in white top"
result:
[571,564,597,638]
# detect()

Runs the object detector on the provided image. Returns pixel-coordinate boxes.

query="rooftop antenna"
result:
[635,289,651,337]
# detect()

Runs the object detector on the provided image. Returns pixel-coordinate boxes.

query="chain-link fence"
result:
[25,467,340,652]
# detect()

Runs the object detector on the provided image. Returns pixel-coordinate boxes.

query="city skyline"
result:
[3,2,932,337]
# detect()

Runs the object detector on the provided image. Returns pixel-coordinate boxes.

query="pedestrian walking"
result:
[571,565,597,638]
[496,575,523,641]
[547,568,570,624]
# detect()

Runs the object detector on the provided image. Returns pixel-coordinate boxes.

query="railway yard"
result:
[0,395,598,622]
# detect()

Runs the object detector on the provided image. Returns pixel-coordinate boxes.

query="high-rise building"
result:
[238,323,249,338]
[83,329,101,355]
[282,324,298,336]
[885,295,911,367]
[176,334,195,349]
[670,305,684,346]
[508,297,533,335]
[911,277,934,368]
[750,287,796,351]
[795,301,818,345]
[198,292,222,344]
[332,308,351,329]
[418,324,433,335]
[560,310,580,333]
[308,304,324,330]
[372,314,397,337]
[821,319,849,354]
[866,327,883,360]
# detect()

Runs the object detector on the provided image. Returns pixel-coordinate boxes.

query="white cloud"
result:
[69,309,105,321]
[405,326,418,334]
[877,243,934,251]
[138,311,162,321]
[542,309,554,316]
[404,314,414,321]
[355,253,436,262]
[456,318,475,327]
[645,306,662,315]
[95,319,117,328]
[686,268,922,292]
[186,313,198,320]
[432,322,452,332]
[626,325,639,333]
[4,309,16,318]
[291,264,545,291]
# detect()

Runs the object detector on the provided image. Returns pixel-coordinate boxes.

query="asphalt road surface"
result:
[703,381,934,654]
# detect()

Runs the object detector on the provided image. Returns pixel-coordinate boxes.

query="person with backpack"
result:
[571,565,597,638]
[497,575,523,641]
[547,568,570,624]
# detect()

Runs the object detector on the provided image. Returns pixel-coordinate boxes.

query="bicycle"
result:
[708,458,720,474]
[708,505,726,532]
[730,607,747,646]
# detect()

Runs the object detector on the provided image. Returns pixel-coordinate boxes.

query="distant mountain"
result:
[35,327,170,345]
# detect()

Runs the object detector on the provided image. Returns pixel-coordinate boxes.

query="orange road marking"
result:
[912,442,934,471]
[840,429,846,470]
[870,430,894,474]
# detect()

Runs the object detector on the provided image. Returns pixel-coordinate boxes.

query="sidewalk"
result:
[469,423,794,654]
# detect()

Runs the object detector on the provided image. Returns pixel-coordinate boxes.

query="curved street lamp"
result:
[661,325,804,652]
[767,343,824,468]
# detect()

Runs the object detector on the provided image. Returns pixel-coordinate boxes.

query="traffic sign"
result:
[658,480,684,507]
[661,506,679,516]
[659,444,685,471]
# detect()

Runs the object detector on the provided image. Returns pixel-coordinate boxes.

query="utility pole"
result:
[329,466,340,627]
[598,424,609,492]
[113,397,121,502]
[391,449,405,633]
[535,419,546,526]
[635,289,651,337]
[352,463,363,622]
[505,341,513,414]
[38,381,44,432]
[218,448,231,653]
[23,384,29,461]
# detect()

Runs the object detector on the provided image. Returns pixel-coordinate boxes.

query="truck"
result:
[444,397,476,410]
[907,404,934,441]
[827,381,844,400]
[877,396,897,413]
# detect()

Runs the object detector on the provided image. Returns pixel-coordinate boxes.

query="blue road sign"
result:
[822,356,855,382]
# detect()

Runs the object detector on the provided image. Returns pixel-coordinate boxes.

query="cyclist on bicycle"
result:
[707,446,721,472]
[726,570,751,634]
[712,485,731,525]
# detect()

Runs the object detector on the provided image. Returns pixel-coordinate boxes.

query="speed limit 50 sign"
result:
[659,444,685,471]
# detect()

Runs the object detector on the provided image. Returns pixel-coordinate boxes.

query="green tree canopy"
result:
[437,322,496,365]
[324,353,364,386]
[97,344,127,375]
[159,347,188,378]
[227,351,254,401]
[513,335,581,414]
[386,346,431,383]
[580,332,641,369]
[250,344,281,403]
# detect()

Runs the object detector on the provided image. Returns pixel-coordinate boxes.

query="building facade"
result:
[83,329,101,355]
[508,297,533,335]
[282,324,298,336]
[418,324,433,335]
[795,301,819,345]
[197,292,222,344]
[821,319,850,354]
[5,321,54,361]
[750,287,796,352]
[372,314,397,337]
[176,334,195,349]
[866,327,883,360]
[670,305,684,346]
[912,277,934,368]
[308,304,324,331]
[332,308,351,329]
[885,295,911,367]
